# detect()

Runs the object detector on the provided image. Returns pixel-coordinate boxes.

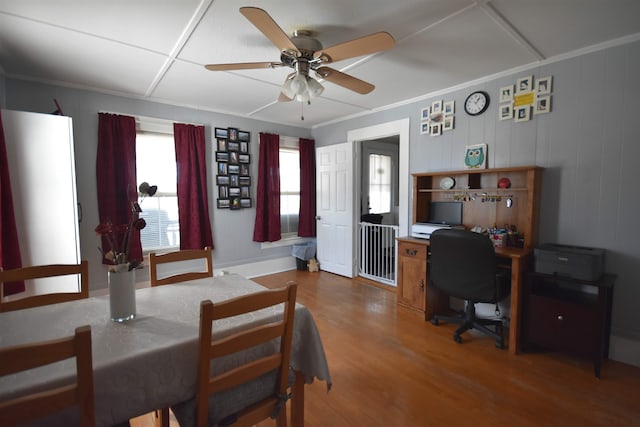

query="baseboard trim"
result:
[609,335,640,368]
[214,256,296,279]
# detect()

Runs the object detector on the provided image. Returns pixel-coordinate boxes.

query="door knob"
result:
[315,216,321,220]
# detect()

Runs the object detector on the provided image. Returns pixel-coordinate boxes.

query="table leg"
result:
[291,370,305,426]
[508,254,529,355]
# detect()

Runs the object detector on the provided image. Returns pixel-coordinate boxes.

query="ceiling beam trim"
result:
[478,1,545,61]
[144,0,214,97]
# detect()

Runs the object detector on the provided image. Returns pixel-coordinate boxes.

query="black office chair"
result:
[429,229,511,348]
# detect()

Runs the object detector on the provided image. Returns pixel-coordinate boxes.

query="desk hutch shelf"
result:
[412,166,542,250]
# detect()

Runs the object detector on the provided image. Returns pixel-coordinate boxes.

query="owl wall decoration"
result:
[464,144,487,169]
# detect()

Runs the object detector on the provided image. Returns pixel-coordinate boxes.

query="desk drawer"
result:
[398,242,427,259]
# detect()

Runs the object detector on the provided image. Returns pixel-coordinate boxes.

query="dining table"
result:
[0,273,331,426]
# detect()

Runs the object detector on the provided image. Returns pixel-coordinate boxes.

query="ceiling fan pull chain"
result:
[301,101,304,121]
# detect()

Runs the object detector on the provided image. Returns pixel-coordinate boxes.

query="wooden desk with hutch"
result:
[397,166,542,354]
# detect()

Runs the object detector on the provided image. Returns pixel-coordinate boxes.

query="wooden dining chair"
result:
[149,247,213,287]
[0,325,95,426]
[148,247,213,427]
[0,261,89,313]
[195,283,297,427]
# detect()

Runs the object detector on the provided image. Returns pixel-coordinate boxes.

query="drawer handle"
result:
[557,315,564,321]
[405,248,418,256]
[420,279,425,291]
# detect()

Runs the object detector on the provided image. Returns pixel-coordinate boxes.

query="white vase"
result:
[108,268,136,322]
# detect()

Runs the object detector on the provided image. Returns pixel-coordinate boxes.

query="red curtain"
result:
[253,132,281,242]
[0,111,25,295]
[96,113,141,264]
[298,138,316,237]
[173,123,214,250]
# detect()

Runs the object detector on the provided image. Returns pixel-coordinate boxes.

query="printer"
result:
[411,223,452,239]
[534,243,605,281]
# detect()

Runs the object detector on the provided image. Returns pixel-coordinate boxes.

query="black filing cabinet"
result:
[523,272,615,378]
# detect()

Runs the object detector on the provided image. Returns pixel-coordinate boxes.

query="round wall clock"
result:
[464,91,490,116]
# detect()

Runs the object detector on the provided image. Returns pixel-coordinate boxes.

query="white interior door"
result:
[316,143,354,277]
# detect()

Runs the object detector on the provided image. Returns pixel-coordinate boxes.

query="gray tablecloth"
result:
[0,274,331,426]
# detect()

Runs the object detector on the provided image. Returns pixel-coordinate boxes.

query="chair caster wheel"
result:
[453,334,462,344]
[431,319,439,325]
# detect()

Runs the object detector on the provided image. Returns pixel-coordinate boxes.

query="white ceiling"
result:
[1,0,639,128]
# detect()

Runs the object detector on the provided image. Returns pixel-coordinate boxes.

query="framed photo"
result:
[240,141,249,153]
[514,105,531,122]
[239,176,251,186]
[421,107,430,121]
[240,164,250,176]
[499,85,514,103]
[217,138,227,151]
[216,151,229,162]
[230,197,241,210]
[217,199,230,209]
[499,103,513,121]
[420,122,430,135]
[229,187,241,197]
[430,112,443,123]
[215,128,228,139]
[464,144,487,169]
[536,76,552,95]
[218,186,228,199]
[228,127,238,141]
[534,96,551,114]
[229,152,239,164]
[443,101,455,115]
[240,186,250,198]
[240,198,252,208]
[238,131,250,142]
[227,141,240,152]
[216,175,229,185]
[443,115,454,131]
[516,75,533,93]
[228,164,240,175]
[230,174,239,187]
[217,162,228,175]
[430,123,441,136]
[238,153,250,164]
[431,100,442,114]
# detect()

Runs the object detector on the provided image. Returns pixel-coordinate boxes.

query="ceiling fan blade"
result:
[240,7,299,54]
[314,31,395,63]
[316,67,374,94]
[278,92,293,102]
[205,62,281,71]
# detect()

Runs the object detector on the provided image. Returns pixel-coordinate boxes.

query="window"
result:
[136,129,180,251]
[368,153,392,214]
[279,137,300,237]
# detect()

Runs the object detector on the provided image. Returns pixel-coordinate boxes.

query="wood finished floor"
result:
[132,270,640,426]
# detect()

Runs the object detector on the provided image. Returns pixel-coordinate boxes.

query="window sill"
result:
[261,236,313,250]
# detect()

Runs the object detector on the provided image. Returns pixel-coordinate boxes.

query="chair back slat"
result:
[149,247,212,286]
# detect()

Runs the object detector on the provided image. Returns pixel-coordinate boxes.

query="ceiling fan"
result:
[205,7,395,103]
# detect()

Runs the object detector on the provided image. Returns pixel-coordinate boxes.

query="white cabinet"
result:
[2,109,81,295]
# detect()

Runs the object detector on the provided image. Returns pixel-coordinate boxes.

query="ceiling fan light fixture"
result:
[306,76,324,98]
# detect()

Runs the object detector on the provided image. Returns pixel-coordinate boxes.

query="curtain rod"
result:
[98,111,204,127]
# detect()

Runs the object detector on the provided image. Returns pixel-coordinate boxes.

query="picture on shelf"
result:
[464,143,487,169]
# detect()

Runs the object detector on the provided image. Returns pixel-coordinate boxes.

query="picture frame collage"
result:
[499,75,552,122]
[215,127,252,210]
[420,99,455,136]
